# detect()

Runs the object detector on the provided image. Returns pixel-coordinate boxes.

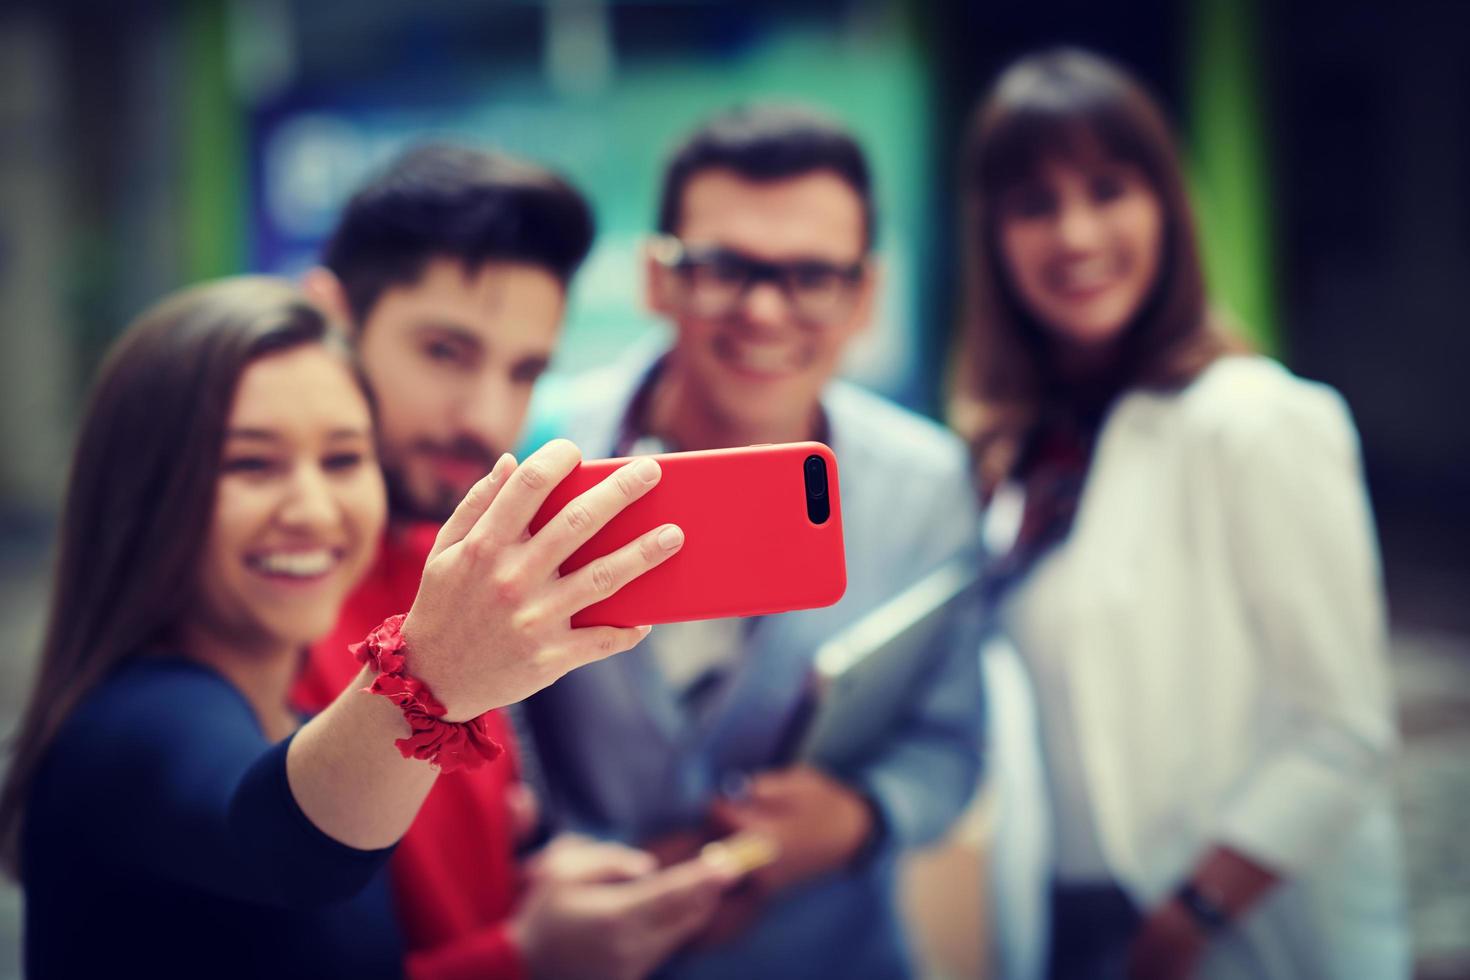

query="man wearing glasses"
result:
[521,105,985,979]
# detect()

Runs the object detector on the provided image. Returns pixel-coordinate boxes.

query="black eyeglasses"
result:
[650,235,866,326]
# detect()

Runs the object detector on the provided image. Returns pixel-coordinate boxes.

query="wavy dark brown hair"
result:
[951,48,1242,491]
[0,277,361,876]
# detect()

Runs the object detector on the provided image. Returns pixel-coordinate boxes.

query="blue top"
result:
[22,657,403,979]
[520,348,987,980]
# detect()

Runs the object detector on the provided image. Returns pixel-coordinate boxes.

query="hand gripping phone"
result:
[530,441,846,627]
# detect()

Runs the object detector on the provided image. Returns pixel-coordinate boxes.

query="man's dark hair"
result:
[321,143,595,324]
[656,104,876,251]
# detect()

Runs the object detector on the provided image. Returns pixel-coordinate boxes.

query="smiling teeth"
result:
[730,345,793,372]
[255,550,335,577]
[1056,261,1113,289]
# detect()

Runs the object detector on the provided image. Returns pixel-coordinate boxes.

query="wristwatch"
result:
[1175,880,1232,935]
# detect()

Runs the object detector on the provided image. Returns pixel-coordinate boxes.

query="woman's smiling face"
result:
[191,343,386,655]
[997,156,1165,353]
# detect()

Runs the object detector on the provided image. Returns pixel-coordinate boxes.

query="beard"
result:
[382,465,459,524]
[381,435,500,524]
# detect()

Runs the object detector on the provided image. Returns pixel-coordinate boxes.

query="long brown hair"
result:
[951,48,1241,491]
[0,277,352,876]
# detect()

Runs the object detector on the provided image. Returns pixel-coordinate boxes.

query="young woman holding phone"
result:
[0,277,729,978]
[956,50,1407,979]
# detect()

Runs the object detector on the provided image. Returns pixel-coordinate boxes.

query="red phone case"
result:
[529,441,846,627]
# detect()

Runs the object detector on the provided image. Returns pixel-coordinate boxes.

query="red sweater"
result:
[293,524,526,980]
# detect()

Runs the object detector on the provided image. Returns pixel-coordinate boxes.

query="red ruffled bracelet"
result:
[349,614,503,773]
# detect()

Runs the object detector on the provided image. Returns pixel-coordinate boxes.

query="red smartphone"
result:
[529,441,846,627]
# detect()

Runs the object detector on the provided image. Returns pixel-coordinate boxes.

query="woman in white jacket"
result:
[954,49,1408,979]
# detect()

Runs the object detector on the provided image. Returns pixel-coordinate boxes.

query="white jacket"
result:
[988,355,1410,979]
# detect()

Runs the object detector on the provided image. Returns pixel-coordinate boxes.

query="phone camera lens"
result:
[804,454,831,525]
[803,454,831,524]
[803,454,828,501]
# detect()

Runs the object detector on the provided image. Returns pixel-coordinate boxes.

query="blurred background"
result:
[0,0,1466,976]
